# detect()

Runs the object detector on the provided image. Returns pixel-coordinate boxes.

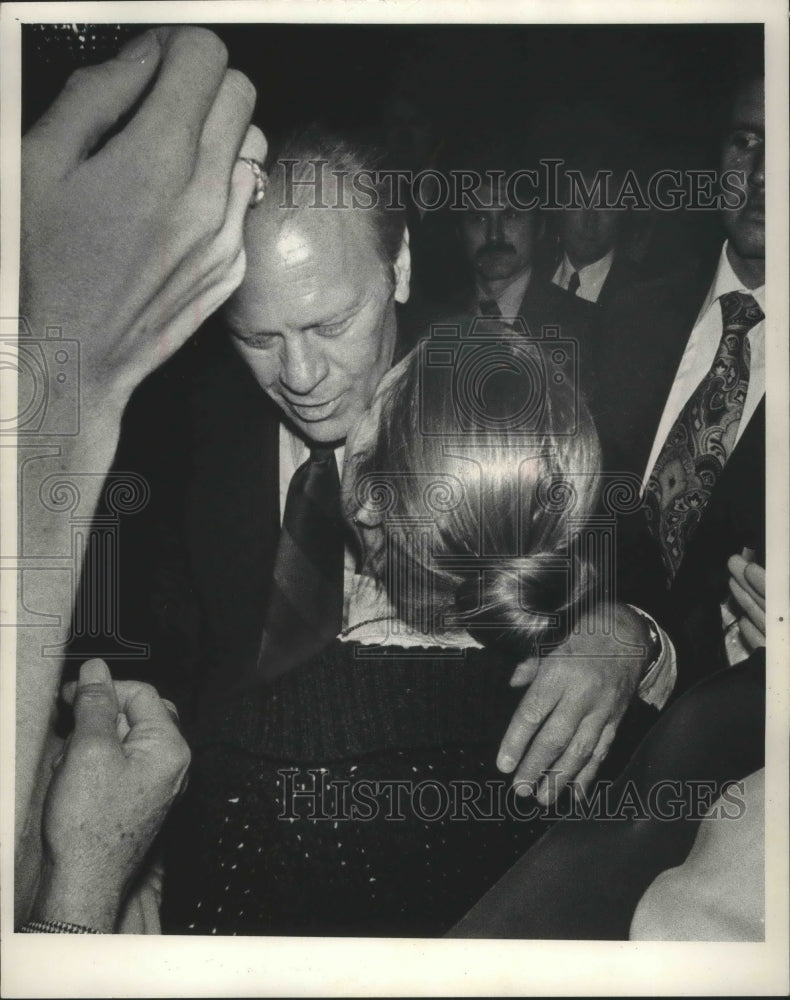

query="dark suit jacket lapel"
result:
[597,253,638,312]
[593,268,712,477]
[185,328,282,675]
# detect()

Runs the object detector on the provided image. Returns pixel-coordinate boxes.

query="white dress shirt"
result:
[641,242,766,492]
[552,249,614,304]
[639,242,765,667]
[475,267,532,316]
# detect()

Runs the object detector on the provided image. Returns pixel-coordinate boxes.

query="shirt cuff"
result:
[626,604,677,710]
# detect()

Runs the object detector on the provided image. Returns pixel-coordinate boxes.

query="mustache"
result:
[476,242,517,260]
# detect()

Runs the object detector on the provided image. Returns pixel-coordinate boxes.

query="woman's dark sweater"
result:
[160,640,553,936]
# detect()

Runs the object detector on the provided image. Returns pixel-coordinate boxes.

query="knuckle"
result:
[170,738,192,775]
[65,61,115,94]
[134,681,159,701]
[518,702,547,726]
[534,732,568,755]
[75,683,113,706]
[172,27,228,73]
[63,64,93,92]
[566,739,594,760]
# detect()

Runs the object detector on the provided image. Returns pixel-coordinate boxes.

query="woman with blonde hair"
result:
[161,326,608,936]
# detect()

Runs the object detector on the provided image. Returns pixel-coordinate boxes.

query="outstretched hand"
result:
[497,605,652,805]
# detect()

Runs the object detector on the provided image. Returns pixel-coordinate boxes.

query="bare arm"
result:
[16,26,265,918]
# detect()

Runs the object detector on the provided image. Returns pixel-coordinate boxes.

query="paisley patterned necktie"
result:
[644,290,763,584]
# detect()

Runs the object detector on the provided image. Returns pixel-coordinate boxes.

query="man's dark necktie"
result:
[257,446,345,679]
[479,298,502,316]
[644,290,763,583]
[567,271,581,296]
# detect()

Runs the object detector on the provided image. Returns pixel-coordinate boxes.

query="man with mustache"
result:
[454,165,602,382]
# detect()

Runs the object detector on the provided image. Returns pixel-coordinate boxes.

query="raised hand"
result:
[31,660,190,933]
[21,26,266,406]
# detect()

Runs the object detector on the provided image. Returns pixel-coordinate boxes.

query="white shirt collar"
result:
[475,267,532,317]
[698,241,766,320]
[564,248,614,284]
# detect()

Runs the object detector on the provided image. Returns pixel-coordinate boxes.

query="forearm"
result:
[15,397,127,919]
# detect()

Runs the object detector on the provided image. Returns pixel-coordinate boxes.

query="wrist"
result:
[573,602,657,682]
[619,603,662,679]
[32,858,124,934]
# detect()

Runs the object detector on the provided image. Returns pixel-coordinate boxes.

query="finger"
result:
[728,555,765,607]
[729,577,766,631]
[70,659,121,743]
[535,715,605,805]
[193,70,257,189]
[60,681,77,705]
[128,27,229,156]
[115,684,191,781]
[744,561,766,602]
[510,684,591,794]
[727,555,765,608]
[28,32,163,167]
[221,125,268,240]
[115,681,181,737]
[569,758,604,807]
[739,616,766,650]
[496,676,562,773]
[509,656,540,687]
[563,721,618,807]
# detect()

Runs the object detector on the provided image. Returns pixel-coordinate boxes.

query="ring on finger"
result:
[238,157,267,207]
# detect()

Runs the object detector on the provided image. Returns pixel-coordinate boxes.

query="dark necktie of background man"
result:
[644,290,764,583]
[567,271,581,296]
[479,298,502,316]
[257,446,345,679]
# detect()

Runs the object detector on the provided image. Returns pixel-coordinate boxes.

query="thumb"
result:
[29,31,163,167]
[70,659,120,743]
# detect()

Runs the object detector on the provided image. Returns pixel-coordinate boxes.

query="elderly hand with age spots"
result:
[28,660,189,934]
[497,603,652,806]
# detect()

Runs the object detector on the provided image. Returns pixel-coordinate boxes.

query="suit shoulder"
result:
[528,278,598,328]
[603,259,711,321]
